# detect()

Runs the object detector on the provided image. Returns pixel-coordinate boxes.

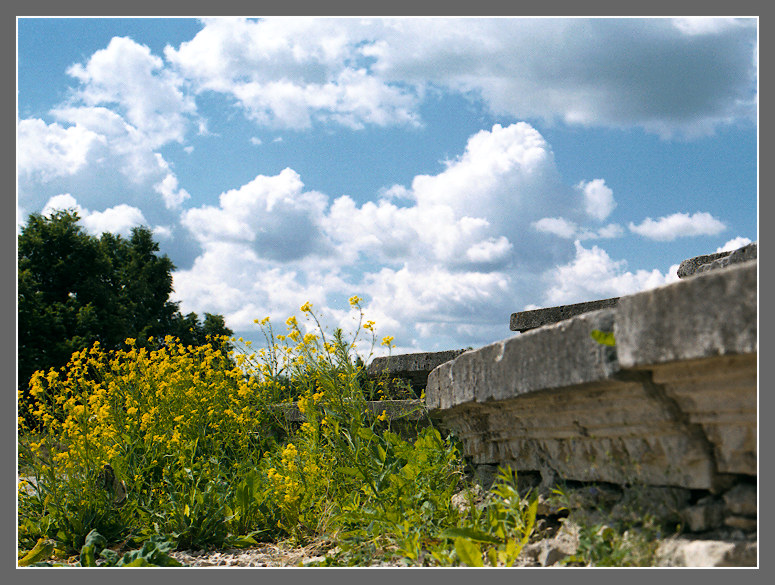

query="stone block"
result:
[427,309,619,410]
[616,261,757,369]
[677,243,757,278]
[723,483,757,516]
[655,538,757,567]
[366,349,467,389]
[426,252,756,492]
[510,297,619,332]
[682,499,725,533]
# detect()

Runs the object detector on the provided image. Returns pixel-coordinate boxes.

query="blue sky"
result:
[17,17,758,355]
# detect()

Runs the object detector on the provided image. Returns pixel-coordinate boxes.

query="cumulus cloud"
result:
[17,119,105,182]
[628,212,726,241]
[18,111,190,224]
[159,17,756,137]
[18,35,195,226]
[40,193,148,237]
[533,217,579,239]
[362,17,757,138]
[180,168,332,262]
[66,36,196,147]
[173,121,672,350]
[543,240,678,305]
[164,18,420,130]
[532,217,624,240]
[716,236,753,252]
[578,179,616,221]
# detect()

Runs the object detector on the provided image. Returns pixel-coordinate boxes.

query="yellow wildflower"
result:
[349,295,362,306]
[300,302,313,313]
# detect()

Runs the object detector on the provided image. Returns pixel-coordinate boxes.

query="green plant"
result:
[19,298,545,566]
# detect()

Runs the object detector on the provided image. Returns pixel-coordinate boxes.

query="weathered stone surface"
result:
[366,349,467,389]
[682,497,725,533]
[616,261,756,368]
[510,297,620,332]
[655,538,757,567]
[676,251,732,278]
[427,309,619,410]
[677,242,757,278]
[724,516,757,531]
[649,356,757,477]
[427,259,756,491]
[723,483,757,516]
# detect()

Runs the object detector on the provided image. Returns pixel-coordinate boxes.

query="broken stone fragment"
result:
[677,242,757,278]
[722,483,757,517]
[681,498,725,533]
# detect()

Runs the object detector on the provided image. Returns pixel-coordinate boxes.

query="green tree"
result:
[18,210,233,400]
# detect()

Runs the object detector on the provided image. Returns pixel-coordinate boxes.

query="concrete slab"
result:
[677,243,757,278]
[366,349,467,389]
[616,260,757,368]
[426,258,757,491]
[510,297,620,332]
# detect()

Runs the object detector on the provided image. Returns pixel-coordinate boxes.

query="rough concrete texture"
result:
[427,309,620,410]
[426,259,756,492]
[510,297,620,332]
[616,260,756,368]
[676,251,732,278]
[366,349,467,389]
[677,242,757,278]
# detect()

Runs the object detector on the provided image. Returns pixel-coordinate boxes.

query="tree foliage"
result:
[17,210,233,396]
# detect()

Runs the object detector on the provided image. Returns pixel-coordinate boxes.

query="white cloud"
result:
[165,18,420,130]
[40,193,147,237]
[18,111,191,220]
[174,122,626,349]
[533,216,624,240]
[629,212,726,241]
[41,193,85,217]
[578,179,616,221]
[672,18,744,36]
[362,18,757,138]
[543,240,678,305]
[81,204,148,236]
[716,236,753,252]
[181,168,332,262]
[17,119,106,182]
[160,18,756,137]
[67,36,196,147]
[533,217,578,239]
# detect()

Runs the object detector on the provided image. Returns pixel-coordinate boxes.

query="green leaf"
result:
[79,530,107,567]
[454,538,484,567]
[441,527,502,544]
[18,538,55,567]
[590,329,616,347]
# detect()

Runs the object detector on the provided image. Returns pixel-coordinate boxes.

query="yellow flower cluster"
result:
[23,335,267,492]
